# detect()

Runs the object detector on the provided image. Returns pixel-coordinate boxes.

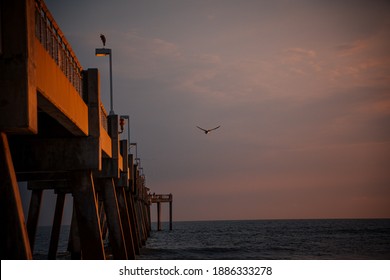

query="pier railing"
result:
[100,103,108,131]
[35,0,83,96]
[150,194,173,203]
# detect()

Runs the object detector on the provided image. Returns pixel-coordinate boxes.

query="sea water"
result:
[33,219,390,260]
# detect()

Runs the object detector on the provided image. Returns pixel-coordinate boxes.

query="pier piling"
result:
[0,133,32,259]
[99,178,127,260]
[71,172,106,260]
[48,192,66,259]
[26,189,43,252]
[151,194,173,231]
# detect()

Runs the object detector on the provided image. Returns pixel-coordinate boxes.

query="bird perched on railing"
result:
[100,34,106,47]
[196,125,221,134]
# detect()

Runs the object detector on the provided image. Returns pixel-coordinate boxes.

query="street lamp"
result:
[95,47,114,115]
[130,142,138,159]
[120,115,130,150]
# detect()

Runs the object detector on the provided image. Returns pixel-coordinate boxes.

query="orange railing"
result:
[35,0,83,97]
[100,103,108,131]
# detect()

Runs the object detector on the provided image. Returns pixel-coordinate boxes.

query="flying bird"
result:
[196,125,221,134]
[100,34,106,47]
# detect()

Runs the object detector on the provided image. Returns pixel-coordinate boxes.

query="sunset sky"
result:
[28,0,390,224]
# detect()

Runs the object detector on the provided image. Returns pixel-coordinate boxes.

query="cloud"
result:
[335,40,367,57]
[284,48,317,59]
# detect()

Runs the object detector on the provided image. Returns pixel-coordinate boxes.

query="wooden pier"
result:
[0,0,170,260]
[150,194,173,231]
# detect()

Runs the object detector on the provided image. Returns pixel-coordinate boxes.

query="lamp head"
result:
[95,48,111,56]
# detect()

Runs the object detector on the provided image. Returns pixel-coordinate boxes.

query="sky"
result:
[26,0,390,224]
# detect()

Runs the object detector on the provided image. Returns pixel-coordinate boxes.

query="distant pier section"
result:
[0,0,171,260]
[150,194,173,231]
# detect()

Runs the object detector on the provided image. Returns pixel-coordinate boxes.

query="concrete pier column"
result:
[71,171,105,260]
[137,199,147,244]
[132,166,143,248]
[27,189,43,252]
[116,140,135,258]
[48,192,66,259]
[143,201,151,237]
[99,178,127,260]
[126,191,141,254]
[67,205,81,260]
[98,200,108,241]
[142,201,150,236]
[116,187,136,259]
[147,202,152,234]
[0,132,32,259]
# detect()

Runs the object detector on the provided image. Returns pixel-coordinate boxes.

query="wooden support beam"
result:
[27,189,43,252]
[99,178,127,260]
[0,132,32,259]
[48,192,66,259]
[71,171,105,260]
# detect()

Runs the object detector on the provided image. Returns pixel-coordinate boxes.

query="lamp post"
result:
[130,142,138,159]
[120,115,130,150]
[95,47,114,115]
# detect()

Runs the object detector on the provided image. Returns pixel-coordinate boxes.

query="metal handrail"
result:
[100,103,108,131]
[34,0,83,97]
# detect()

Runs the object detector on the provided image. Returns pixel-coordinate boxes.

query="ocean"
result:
[33,219,390,260]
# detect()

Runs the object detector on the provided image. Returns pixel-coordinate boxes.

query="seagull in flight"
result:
[100,34,106,47]
[196,125,221,134]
